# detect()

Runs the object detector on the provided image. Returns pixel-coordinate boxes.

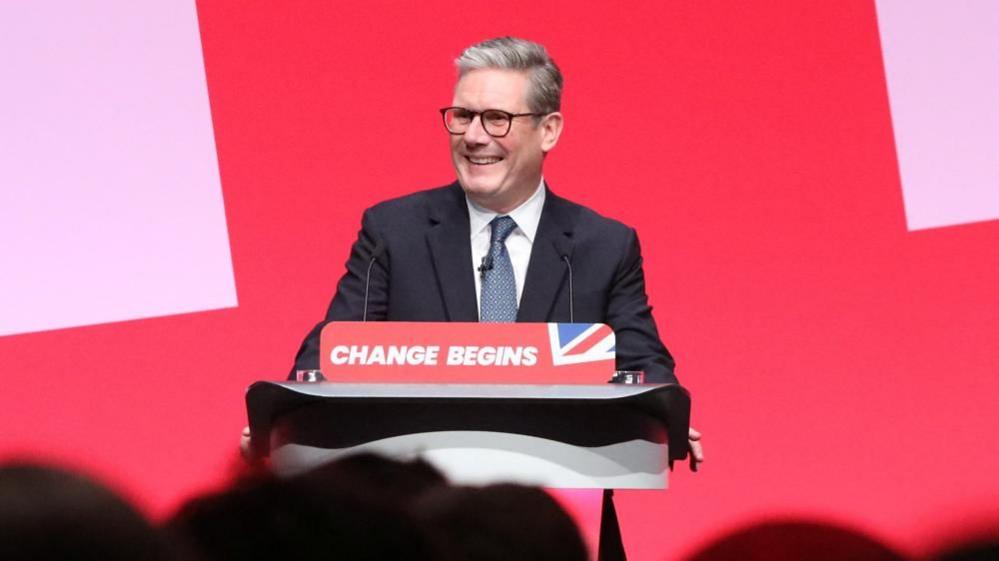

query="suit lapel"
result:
[517,188,576,322]
[426,183,479,322]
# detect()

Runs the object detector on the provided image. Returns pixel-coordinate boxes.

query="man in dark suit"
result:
[290,181,677,384]
[285,37,702,465]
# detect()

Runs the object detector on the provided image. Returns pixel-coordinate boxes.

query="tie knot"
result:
[490,216,517,244]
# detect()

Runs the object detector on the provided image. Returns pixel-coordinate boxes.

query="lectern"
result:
[246,381,689,561]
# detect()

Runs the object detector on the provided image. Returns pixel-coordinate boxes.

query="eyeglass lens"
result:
[443,108,512,137]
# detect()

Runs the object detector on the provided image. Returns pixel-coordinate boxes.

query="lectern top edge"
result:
[248,381,685,401]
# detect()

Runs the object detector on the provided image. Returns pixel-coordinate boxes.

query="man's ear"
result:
[540,112,564,153]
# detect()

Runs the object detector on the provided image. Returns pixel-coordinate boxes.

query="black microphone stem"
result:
[562,255,574,323]
[362,255,377,322]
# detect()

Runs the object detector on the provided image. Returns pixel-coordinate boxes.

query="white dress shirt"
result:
[466,178,546,317]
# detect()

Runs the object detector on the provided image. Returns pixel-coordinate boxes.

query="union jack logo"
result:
[548,323,616,366]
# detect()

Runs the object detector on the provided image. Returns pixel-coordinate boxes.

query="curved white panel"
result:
[271,430,668,489]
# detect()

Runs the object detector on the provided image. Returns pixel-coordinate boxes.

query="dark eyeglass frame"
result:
[439,106,547,138]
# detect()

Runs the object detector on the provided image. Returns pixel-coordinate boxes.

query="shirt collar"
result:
[466,178,546,242]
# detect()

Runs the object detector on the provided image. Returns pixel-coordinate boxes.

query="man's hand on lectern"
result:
[688,427,704,471]
[240,426,252,462]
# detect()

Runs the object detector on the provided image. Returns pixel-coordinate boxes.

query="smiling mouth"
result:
[465,155,503,166]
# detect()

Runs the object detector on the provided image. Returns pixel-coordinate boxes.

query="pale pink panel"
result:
[876,0,999,231]
[0,1,236,336]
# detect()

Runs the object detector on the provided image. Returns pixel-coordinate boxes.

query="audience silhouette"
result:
[0,463,179,561]
[9,457,999,561]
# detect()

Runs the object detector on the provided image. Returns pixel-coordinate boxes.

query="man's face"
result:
[449,68,562,213]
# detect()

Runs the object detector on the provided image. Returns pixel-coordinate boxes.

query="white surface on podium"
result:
[271,430,667,489]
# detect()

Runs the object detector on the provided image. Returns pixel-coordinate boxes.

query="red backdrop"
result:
[3,2,998,559]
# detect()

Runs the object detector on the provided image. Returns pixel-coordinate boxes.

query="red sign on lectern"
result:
[319,322,616,384]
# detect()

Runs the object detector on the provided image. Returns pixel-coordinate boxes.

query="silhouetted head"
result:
[416,483,588,561]
[299,452,447,506]
[684,519,908,561]
[168,463,438,561]
[931,535,999,561]
[0,462,175,561]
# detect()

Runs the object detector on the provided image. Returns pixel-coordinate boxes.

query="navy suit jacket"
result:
[291,182,676,383]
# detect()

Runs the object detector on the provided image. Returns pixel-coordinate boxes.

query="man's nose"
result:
[463,114,492,145]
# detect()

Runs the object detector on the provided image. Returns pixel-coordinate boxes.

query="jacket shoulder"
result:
[365,183,461,220]
[550,192,636,241]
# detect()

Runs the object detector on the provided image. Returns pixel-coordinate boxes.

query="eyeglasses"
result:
[439,106,546,138]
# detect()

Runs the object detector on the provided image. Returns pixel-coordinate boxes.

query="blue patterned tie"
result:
[480,216,518,322]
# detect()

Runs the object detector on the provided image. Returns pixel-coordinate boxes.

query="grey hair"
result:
[455,37,563,115]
